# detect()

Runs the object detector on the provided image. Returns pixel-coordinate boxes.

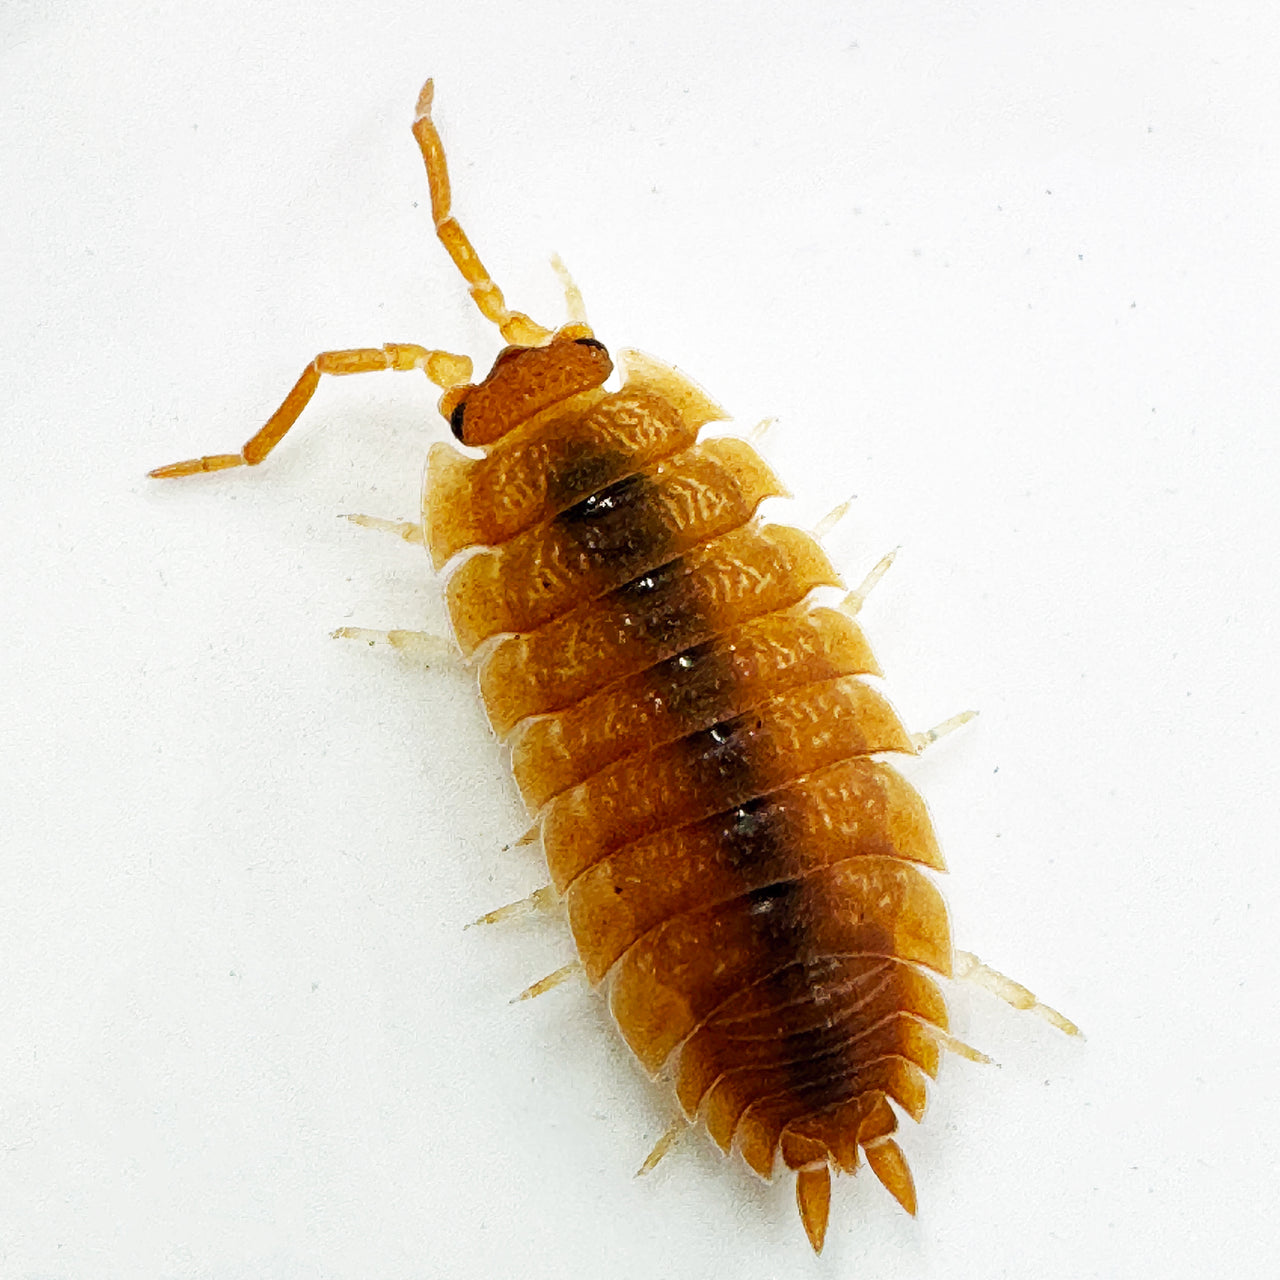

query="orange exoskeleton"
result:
[151,79,1078,1254]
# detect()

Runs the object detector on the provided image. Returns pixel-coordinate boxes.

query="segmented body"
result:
[427,337,952,1242]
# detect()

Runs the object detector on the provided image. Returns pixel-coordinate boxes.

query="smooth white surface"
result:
[3,2,1278,1276]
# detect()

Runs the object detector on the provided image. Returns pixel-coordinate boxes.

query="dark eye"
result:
[449,399,467,441]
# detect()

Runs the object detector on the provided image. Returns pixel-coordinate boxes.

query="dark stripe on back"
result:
[640,638,741,728]
[554,471,677,580]
[578,493,849,1118]
[537,439,859,1138]
[612,557,710,654]
[688,826,862,1131]
[545,445,632,510]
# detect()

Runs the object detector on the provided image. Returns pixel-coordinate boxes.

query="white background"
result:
[3,2,1278,1276]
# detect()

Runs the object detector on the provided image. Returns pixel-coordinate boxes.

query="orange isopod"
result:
[151,79,1078,1253]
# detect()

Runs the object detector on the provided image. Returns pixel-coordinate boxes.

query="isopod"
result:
[151,79,1078,1253]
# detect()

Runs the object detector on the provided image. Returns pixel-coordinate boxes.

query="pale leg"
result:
[954,951,1081,1037]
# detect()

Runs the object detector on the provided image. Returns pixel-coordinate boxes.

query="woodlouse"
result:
[151,79,1078,1254]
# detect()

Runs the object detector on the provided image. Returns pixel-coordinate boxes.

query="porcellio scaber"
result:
[151,80,1078,1254]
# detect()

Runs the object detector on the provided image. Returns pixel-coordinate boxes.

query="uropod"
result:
[151,80,1079,1253]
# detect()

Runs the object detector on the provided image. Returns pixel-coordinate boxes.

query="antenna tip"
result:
[414,78,435,123]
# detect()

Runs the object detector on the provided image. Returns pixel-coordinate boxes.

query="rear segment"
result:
[431,344,952,1252]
